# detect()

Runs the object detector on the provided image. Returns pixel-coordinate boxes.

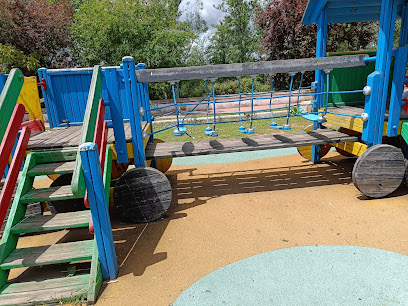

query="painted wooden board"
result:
[26,122,132,150]
[0,240,94,269]
[27,161,76,176]
[297,124,331,161]
[0,274,90,306]
[17,77,44,123]
[352,144,406,198]
[113,167,172,223]
[20,185,78,203]
[333,141,368,157]
[146,129,358,159]
[11,210,90,234]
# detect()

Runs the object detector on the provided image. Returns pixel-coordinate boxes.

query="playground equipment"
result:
[0,0,408,304]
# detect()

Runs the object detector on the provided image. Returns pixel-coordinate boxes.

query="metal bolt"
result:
[361,113,369,121]
[363,86,371,96]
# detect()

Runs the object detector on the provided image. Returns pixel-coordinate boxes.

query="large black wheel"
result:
[113,167,172,223]
[352,144,405,198]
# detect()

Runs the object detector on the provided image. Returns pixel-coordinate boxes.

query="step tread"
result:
[11,211,91,234]
[20,185,77,203]
[0,274,89,305]
[27,161,76,176]
[0,240,94,269]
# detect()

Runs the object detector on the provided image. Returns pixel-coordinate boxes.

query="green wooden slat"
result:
[0,69,24,144]
[0,153,36,288]
[11,210,90,234]
[27,160,76,176]
[72,65,103,198]
[0,240,94,269]
[32,148,78,164]
[20,185,79,203]
[0,274,90,306]
[87,239,103,303]
[401,121,408,143]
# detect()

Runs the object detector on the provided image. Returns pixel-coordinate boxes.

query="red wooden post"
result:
[0,104,26,178]
[0,127,31,229]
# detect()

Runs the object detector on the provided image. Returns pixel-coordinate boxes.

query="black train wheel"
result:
[352,144,405,198]
[113,167,172,223]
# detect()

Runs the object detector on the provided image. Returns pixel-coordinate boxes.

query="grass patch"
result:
[152,116,312,142]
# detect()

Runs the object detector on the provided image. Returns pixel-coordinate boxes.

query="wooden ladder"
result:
[0,148,107,305]
[0,65,112,305]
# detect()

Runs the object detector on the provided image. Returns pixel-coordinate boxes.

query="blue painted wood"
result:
[362,72,381,144]
[373,0,397,145]
[104,67,128,164]
[303,0,406,24]
[122,57,146,167]
[387,47,408,136]
[311,0,328,23]
[72,72,86,120]
[312,4,328,164]
[80,142,118,281]
[136,64,148,123]
[0,73,6,92]
[399,4,408,46]
[38,68,59,128]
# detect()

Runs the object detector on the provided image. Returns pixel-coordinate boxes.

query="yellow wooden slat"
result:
[18,77,44,123]
[332,141,367,156]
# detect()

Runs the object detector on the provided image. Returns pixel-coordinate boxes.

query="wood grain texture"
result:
[20,185,78,203]
[11,210,90,234]
[0,240,94,269]
[352,144,406,198]
[27,161,76,176]
[146,129,358,160]
[0,274,90,306]
[113,167,172,223]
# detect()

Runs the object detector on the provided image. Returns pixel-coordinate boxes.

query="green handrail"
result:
[71,65,103,197]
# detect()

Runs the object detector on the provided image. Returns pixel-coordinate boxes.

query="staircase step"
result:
[0,274,90,305]
[0,240,94,270]
[27,161,76,176]
[11,210,91,234]
[20,185,78,203]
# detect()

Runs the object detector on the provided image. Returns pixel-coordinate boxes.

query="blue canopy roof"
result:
[303,0,407,25]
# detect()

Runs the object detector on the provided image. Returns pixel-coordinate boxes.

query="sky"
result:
[179,0,226,38]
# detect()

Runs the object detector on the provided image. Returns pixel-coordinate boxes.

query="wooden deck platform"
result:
[27,122,132,150]
[145,129,358,159]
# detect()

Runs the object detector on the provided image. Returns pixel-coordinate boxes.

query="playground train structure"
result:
[0,0,408,304]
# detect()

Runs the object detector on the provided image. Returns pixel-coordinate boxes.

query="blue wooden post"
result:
[311,3,327,164]
[136,63,148,123]
[103,68,129,164]
[122,56,147,167]
[38,68,59,128]
[80,142,118,281]
[372,0,397,145]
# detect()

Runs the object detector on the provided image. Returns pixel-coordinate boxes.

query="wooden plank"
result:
[87,239,102,303]
[136,55,368,83]
[20,185,78,203]
[0,274,89,306]
[27,161,76,176]
[332,141,368,157]
[11,210,90,234]
[0,240,93,269]
[145,129,358,159]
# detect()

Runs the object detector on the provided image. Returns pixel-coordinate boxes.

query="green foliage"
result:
[0,44,40,74]
[208,0,262,64]
[72,0,196,68]
[0,0,74,71]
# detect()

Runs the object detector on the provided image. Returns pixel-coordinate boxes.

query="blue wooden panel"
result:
[387,47,408,136]
[362,71,381,144]
[0,73,6,92]
[303,0,405,24]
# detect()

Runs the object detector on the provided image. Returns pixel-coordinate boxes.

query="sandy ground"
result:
[9,151,408,305]
[97,151,408,306]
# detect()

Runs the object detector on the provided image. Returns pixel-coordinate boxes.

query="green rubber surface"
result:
[174,246,408,305]
[172,148,298,165]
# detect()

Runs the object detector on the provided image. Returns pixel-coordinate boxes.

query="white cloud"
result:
[179,0,226,29]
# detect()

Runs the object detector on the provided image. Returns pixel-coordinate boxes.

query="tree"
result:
[255,0,377,88]
[208,0,262,64]
[256,0,377,60]
[72,0,196,68]
[0,0,74,71]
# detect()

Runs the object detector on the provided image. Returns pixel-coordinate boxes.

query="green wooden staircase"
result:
[0,65,112,305]
[0,148,103,305]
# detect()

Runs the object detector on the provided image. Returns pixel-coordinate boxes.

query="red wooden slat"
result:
[20,119,45,136]
[0,127,31,229]
[0,104,26,178]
